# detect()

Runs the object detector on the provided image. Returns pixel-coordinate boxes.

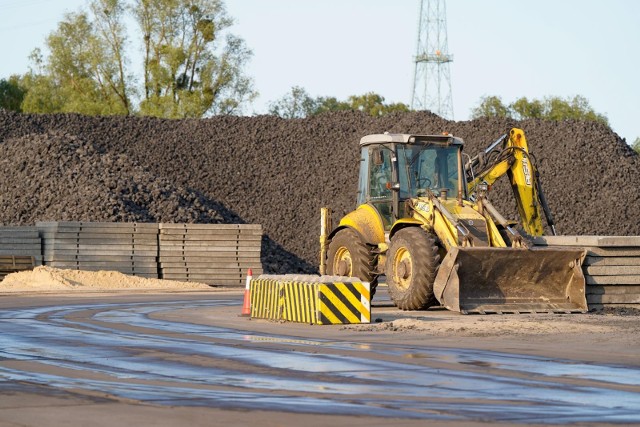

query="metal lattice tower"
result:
[411,0,454,119]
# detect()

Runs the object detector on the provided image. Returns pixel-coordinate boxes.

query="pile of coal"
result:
[1,110,637,273]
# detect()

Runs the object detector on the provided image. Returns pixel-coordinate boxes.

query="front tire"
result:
[386,227,440,310]
[326,228,378,295]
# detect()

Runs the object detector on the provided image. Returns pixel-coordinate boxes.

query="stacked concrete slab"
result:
[533,236,640,310]
[0,227,42,264]
[36,222,159,278]
[0,256,35,281]
[0,227,41,280]
[159,224,262,285]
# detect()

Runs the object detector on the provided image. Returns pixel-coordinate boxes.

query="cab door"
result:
[365,146,394,230]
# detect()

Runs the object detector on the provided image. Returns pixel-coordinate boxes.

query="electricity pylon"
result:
[411,0,454,119]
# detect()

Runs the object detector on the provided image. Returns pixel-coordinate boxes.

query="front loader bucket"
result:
[433,247,587,314]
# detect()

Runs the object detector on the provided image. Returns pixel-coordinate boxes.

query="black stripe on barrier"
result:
[337,282,362,320]
[293,282,302,321]
[341,282,363,318]
[343,282,362,302]
[285,282,298,322]
[299,283,306,323]
[308,283,317,324]
[283,282,292,320]
[319,291,349,324]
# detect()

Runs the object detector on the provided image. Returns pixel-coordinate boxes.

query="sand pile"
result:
[0,266,211,292]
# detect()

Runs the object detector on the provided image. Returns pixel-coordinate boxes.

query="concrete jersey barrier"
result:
[250,275,371,324]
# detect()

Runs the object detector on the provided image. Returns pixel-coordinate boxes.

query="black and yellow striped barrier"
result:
[250,275,371,324]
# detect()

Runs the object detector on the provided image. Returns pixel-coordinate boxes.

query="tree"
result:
[134,0,255,117]
[471,94,609,125]
[510,96,544,120]
[21,0,255,118]
[345,92,409,116]
[89,0,132,114]
[20,49,66,114]
[267,86,318,119]
[312,96,350,115]
[268,89,410,118]
[22,6,131,115]
[543,95,608,124]
[0,75,26,112]
[632,137,640,154]
[470,95,510,119]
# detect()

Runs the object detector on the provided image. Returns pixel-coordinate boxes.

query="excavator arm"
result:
[466,128,556,237]
[433,128,585,313]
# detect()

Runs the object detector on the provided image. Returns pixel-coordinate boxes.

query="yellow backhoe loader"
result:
[320,128,587,314]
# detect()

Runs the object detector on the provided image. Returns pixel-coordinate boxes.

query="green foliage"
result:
[632,137,640,154]
[134,0,255,118]
[543,95,608,124]
[510,97,544,119]
[89,0,132,113]
[22,6,131,116]
[267,86,318,119]
[21,0,255,118]
[470,95,510,119]
[269,88,409,118]
[19,71,65,114]
[345,93,410,116]
[0,75,26,112]
[312,96,351,115]
[471,95,609,125]
[471,95,609,124]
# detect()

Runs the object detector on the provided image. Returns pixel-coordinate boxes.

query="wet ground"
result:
[0,290,638,426]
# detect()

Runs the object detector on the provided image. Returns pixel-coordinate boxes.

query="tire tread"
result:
[386,227,439,310]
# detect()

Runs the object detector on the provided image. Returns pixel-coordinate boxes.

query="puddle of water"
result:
[0,299,638,424]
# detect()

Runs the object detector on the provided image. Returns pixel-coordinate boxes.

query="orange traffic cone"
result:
[240,268,252,317]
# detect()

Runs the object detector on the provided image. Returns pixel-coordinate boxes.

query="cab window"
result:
[368,146,392,200]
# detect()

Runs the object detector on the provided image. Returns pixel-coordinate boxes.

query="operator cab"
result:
[357,133,466,229]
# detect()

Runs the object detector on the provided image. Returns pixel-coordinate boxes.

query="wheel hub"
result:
[337,260,349,276]
[334,247,352,276]
[393,247,413,290]
[397,260,411,280]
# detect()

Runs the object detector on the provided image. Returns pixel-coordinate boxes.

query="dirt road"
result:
[0,289,638,426]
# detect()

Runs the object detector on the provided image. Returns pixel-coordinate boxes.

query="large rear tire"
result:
[326,228,379,296]
[386,227,440,310]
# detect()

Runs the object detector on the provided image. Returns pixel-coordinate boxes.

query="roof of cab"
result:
[359,133,464,146]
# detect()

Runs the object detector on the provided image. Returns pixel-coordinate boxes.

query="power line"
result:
[0,18,55,33]
[0,0,55,12]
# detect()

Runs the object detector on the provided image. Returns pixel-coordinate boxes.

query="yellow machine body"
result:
[322,129,587,314]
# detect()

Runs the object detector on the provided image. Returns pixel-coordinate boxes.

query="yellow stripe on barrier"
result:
[352,281,372,322]
[250,278,284,320]
[281,281,320,324]
[353,281,371,303]
[305,283,315,323]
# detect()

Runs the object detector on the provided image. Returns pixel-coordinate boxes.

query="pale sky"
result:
[1,0,638,142]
